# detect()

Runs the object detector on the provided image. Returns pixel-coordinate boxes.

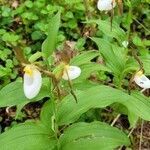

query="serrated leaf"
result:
[0,122,56,150]
[60,122,130,150]
[57,85,150,125]
[42,11,61,60]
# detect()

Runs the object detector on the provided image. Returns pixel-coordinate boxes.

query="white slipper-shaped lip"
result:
[134,71,150,89]
[97,0,116,11]
[23,65,42,99]
[62,65,81,81]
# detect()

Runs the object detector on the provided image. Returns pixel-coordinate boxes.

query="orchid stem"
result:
[65,69,78,103]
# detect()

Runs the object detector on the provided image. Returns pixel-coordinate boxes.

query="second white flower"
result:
[62,65,81,80]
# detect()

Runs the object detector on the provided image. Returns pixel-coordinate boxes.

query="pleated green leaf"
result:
[57,85,150,125]
[42,11,61,60]
[92,37,126,75]
[40,100,55,131]
[71,50,99,65]
[87,19,126,43]
[140,55,150,75]
[0,122,56,150]
[59,122,130,150]
[74,62,111,83]
[0,79,50,107]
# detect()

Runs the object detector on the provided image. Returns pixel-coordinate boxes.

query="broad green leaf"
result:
[74,63,111,83]
[42,11,61,60]
[87,19,126,43]
[123,57,138,74]
[40,100,55,131]
[0,122,56,150]
[15,101,29,119]
[92,37,126,75]
[140,55,150,75]
[128,111,139,128]
[73,80,98,90]
[124,55,150,75]
[0,79,50,107]
[133,35,144,47]
[59,122,130,150]
[71,50,99,65]
[57,85,150,125]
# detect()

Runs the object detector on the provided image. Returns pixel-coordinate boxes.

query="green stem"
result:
[127,6,132,40]
[49,78,60,148]
[83,0,91,20]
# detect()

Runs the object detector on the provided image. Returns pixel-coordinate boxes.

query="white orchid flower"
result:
[97,0,116,11]
[134,70,150,92]
[23,65,42,99]
[62,65,81,81]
